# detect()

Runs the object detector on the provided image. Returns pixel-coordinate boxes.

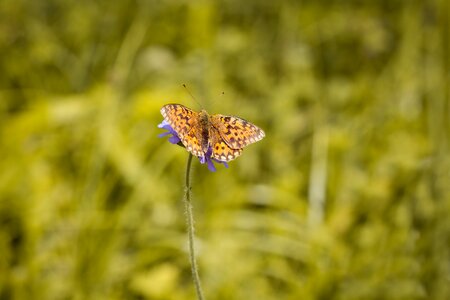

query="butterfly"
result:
[160,104,265,162]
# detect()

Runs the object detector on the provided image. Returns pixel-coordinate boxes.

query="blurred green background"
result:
[1,0,449,299]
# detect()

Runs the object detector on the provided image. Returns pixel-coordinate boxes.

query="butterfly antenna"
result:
[182,84,203,109]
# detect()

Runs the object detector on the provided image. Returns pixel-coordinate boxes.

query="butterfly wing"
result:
[160,104,204,158]
[209,126,243,162]
[210,114,265,149]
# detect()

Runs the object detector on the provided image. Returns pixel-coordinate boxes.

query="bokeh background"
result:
[1,0,449,299]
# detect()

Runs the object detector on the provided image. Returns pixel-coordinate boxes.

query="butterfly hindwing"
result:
[209,127,242,162]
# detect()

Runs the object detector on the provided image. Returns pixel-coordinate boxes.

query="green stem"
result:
[184,153,205,300]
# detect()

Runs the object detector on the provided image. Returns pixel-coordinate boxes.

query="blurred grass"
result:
[1,0,449,299]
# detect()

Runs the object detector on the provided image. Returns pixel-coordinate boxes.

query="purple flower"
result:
[158,120,229,172]
[158,120,181,144]
[199,146,229,172]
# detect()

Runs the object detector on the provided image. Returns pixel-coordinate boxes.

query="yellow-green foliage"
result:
[0,0,449,299]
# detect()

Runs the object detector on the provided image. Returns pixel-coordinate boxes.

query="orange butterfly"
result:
[159,104,265,170]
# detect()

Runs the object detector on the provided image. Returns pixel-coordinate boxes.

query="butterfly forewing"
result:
[160,104,204,158]
[211,115,265,149]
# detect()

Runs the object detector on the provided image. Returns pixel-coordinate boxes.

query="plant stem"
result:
[184,153,205,300]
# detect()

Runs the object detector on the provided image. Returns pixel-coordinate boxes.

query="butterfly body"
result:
[198,110,211,153]
[160,104,265,162]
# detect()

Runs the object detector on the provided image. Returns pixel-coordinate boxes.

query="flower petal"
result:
[168,135,181,144]
[158,131,171,138]
[157,120,169,128]
[158,120,181,144]
[206,159,217,172]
